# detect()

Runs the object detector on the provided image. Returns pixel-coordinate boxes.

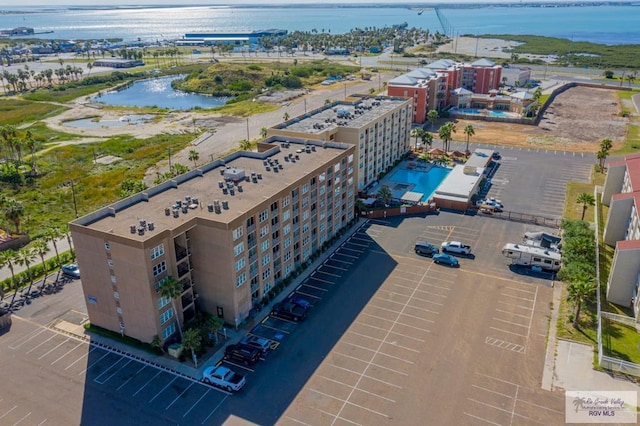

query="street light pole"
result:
[68,180,78,218]
[304,98,307,114]
[168,147,172,171]
[246,117,250,141]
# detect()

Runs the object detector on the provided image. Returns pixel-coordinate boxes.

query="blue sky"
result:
[5,0,623,7]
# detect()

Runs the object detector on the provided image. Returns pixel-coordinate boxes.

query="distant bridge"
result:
[434,8,453,37]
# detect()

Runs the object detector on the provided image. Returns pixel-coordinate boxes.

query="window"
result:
[271,216,279,226]
[284,251,292,262]
[260,225,269,238]
[264,281,272,294]
[162,322,176,340]
[236,272,246,287]
[232,226,244,241]
[303,210,310,221]
[246,216,255,227]
[235,257,246,272]
[259,210,268,223]
[262,268,271,280]
[302,183,309,194]
[283,224,291,236]
[261,240,270,253]
[160,308,174,325]
[319,186,326,196]
[262,254,271,266]
[303,235,310,246]
[271,201,278,212]
[302,197,309,208]
[282,196,290,207]
[234,242,245,256]
[283,237,291,249]
[157,296,171,310]
[285,264,292,276]
[150,243,165,260]
[154,276,169,292]
[152,261,167,277]
[302,223,310,233]
[104,242,110,251]
[282,210,291,221]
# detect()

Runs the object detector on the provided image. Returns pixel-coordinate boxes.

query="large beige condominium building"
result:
[70,137,356,344]
[268,95,413,192]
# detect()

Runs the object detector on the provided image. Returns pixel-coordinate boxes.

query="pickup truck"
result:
[202,365,246,392]
[271,301,307,322]
[441,241,472,255]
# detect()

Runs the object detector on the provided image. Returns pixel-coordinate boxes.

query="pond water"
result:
[64,114,156,129]
[90,75,231,110]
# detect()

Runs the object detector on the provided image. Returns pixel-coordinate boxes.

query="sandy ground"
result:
[437,36,555,64]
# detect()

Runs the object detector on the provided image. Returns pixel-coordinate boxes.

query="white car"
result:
[202,366,246,392]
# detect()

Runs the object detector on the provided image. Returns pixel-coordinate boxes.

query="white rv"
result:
[502,243,562,271]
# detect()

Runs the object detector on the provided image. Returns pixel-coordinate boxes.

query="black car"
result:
[271,301,307,322]
[223,343,260,366]
[414,242,439,257]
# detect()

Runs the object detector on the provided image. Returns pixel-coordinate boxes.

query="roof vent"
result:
[138,227,145,236]
[222,200,229,210]
[266,166,271,171]
[257,173,263,180]
[274,167,279,173]
[176,199,182,207]
[185,195,191,204]
[130,225,137,233]
[229,187,235,196]
[148,222,155,231]
[139,219,146,228]
[278,164,283,169]
[244,176,250,182]
[222,187,228,194]
[237,185,243,192]
[181,205,188,214]
[173,210,179,218]
[164,208,171,216]
[207,204,214,212]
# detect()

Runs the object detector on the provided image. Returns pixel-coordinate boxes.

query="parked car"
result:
[440,241,472,255]
[492,151,501,160]
[241,335,272,355]
[414,242,439,257]
[287,295,312,311]
[202,365,246,392]
[61,263,80,278]
[433,253,460,267]
[223,343,261,366]
[271,301,307,322]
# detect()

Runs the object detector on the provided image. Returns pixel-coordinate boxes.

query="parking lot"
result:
[280,214,565,425]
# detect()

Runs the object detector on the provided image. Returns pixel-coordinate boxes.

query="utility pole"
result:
[246,117,250,141]
[168,147,172,171]
[304,98,307,114]
[68,180,78,218]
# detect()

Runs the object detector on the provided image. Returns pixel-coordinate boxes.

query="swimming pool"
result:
[451,108,520,119]
[387,166,451,202]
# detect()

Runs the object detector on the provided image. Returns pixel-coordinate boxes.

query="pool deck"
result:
[378,160,439,204]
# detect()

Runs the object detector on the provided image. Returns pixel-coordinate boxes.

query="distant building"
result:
[92,59,145,68]
[326,47,349,55]
[387,58,503,124]
[179,29,287,46]
[0,27,34,36]
[602,153,640,319]
[501,66,532,87]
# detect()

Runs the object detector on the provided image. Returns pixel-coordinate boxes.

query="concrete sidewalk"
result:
[0,237,72,282]
[54,218,369,380]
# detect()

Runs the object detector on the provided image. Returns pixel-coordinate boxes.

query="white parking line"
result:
[339,246,364,254]
[200,394,229,425]
[12,411,31,425]
[310,388,390,418]
[333,251,359,259]
[95,358,132,385]
[495,308,530,319]
[500,293,534,302]
[340,341,415,365]
[505,286,536,295]
[356,322,425,343]
[365,304,435,323]
[25,334,57,355]
[166,382,195,410]
[472,384,514,399]
[388,282,448,298]
[79,350,111,376]
[149,376,178,403]
[333,351,409,376]
[498,300,533,310]
[526,288,538,340]
[463,411,502,425]
[493,317,529,328]
[51,342,84,366]
[37,337,71,360]
[318,375,397,403]
[315,269,341,278]
[374,297,440,315]
[117,364,147,391]
[328,256,353,266]
[361,312,431,333]
[283,416,311,425]
[0,406,17,420]
[378,289,444,306]
[8,327,47,350]
[469,397,512,414]
[346,330,420,353]
[64,346,99,371]
[517,398,563,414]
[490,326,527,337]
[300,282,328,292]
[182,388,210,418]
[132,370,162,397]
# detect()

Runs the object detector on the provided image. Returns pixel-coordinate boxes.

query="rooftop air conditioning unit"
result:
[130,225,137,234]
[148,222,155,231]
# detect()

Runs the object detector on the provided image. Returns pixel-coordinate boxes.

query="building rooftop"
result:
[433,164,483,201]
[273,96,409,135]
[465,149,494,169]
[73,138,353,240]
[616,239,640,250]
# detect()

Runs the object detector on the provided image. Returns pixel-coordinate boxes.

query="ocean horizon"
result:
[1,3,639,45]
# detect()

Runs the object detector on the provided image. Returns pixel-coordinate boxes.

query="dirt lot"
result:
[453,85,628,152]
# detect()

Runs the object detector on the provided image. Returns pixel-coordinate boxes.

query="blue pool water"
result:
[452,108,519,119]
[388,166,451,202]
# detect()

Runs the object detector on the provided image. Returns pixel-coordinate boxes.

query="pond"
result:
[90,75,231,110]
[63,114,156,129]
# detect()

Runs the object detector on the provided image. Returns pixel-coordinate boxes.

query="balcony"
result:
[181,292,194,307]
[177,263,190,278]
[175,245,188,262]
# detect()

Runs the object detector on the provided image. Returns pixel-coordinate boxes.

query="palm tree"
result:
[597,138,612,171]
[32,239,51,284]
[61,225,75,261]
[377,185,393,206]
[0,250,19,303]
[463,124,475,153]
[411,128,424,150]
[576,192,595,221]
[44,227,63,268]
[188,150,199,169]
[260,127,268,139]
[427,109,438,131]
[4,199,24,234]
[438,121,457,152]
[239,139,252,151]
[283,112,290,122]
[181,328,201,367]
[159,276,183,340]
[566,279,596,328]
[421,132,434,150]
[16,247,35,299]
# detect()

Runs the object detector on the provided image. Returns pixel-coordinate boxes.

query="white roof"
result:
[388,75,418,85]
[502,243,562,260]
[433,165,483,200]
